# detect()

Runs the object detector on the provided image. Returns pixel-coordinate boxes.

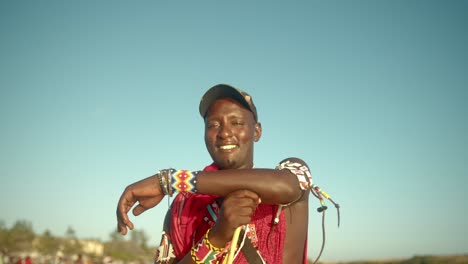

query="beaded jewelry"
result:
[156,169,200,196]
[155,171,170,196]
[169,169,199,194]
[191,228,225,264]
[277,159,340,222]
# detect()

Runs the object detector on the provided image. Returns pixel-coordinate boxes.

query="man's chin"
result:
[215,158,237,170]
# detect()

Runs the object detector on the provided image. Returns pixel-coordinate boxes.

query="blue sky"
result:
[1,0,467,262]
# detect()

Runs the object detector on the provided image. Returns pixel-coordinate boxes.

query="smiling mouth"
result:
[219,145,237,150]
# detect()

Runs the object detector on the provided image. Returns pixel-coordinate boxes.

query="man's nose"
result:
[218,124,233,138]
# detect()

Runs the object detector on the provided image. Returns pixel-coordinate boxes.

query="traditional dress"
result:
[155,163,308,264]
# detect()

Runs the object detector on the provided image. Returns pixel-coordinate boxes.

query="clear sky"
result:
[1,0,467,262]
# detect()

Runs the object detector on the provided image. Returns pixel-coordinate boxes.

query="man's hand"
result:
[116,175,164,235]
[209,189,261,247]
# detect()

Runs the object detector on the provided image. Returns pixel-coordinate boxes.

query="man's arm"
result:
[278,157,312,263]
[117,166,303,235]
[116,176,165,235]
[197,168,301,204]
[283,190,309,263]
[117,157,312,263]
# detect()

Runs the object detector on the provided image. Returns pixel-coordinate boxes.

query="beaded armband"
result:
[156,169,199,196]
[277,158,340,222]
[191,228,225,264]
[277,159,313,190]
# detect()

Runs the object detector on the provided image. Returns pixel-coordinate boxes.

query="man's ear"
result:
[254,122,262,142]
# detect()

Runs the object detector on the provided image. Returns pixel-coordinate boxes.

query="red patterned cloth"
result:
[169,163,288,263]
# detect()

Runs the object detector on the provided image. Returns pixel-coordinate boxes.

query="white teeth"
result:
[219,145,236,150]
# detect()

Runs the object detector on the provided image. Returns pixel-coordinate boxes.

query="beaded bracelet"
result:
[156,169,200,196]
[191,228,225,264]
[169,169,199,194]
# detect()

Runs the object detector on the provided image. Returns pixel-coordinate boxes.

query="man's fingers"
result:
[132,204,148,216]
[117,217,134,235]
[229,189,261,204]
[117,223,127,235]
[242,206,256,214]
[225,191,261,210]
[116,195,136,235]
[116,208,134,233]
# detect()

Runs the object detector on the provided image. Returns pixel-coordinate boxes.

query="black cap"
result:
[199,84,258,121]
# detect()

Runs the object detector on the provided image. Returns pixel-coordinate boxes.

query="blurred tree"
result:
[65,226,76,239]
[130,229,149,250]
[7,220,35,253]
[62,226,82,256]
[104,229,153,262]
[0,220,7,251]
[103,240,146,262]
[109,230,124,242]
[36,230,60,256]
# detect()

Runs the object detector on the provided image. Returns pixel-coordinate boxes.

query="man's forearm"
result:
[196,168,301,204]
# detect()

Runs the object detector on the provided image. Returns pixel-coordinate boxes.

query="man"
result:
[116,84,312,263]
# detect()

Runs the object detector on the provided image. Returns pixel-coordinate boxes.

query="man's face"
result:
[204,98,261,169]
